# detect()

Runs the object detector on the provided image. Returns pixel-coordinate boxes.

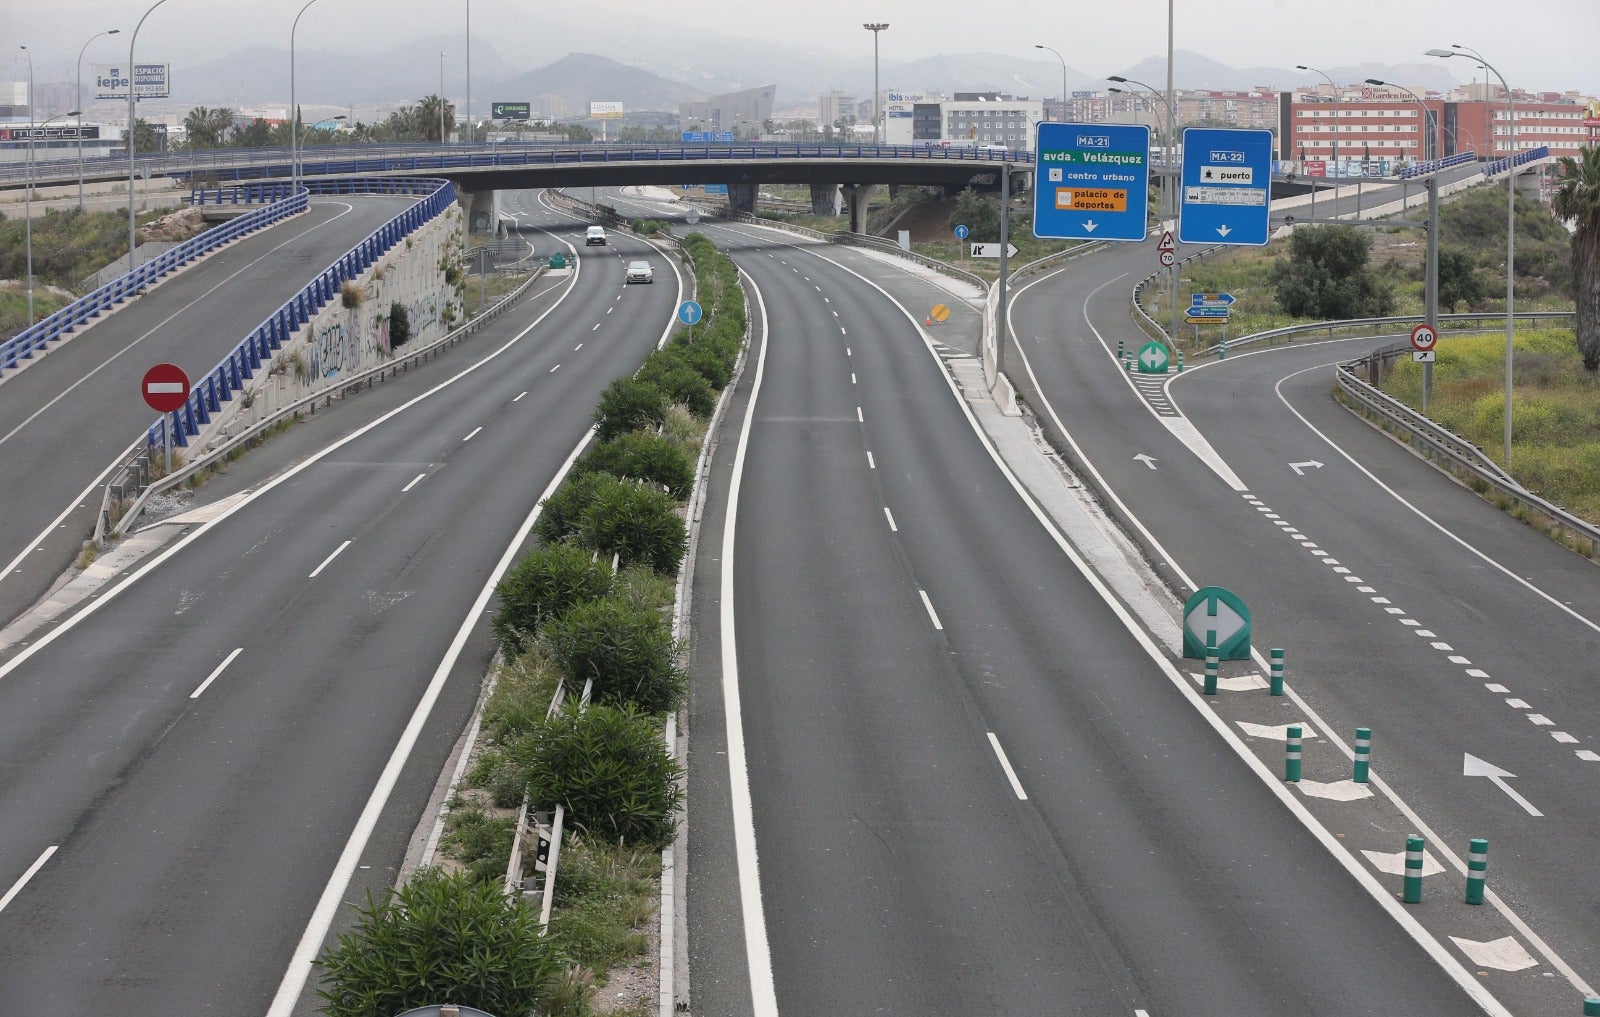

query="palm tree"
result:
[416,94,454,143]
[184,105,219,148]
[1552,146,1600,372]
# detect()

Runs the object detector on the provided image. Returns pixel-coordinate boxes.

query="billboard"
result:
[0,125,101,142]
[682,131,735,143]
[492,101,531,119]
[94,62,170,99]
[589,101,624,119]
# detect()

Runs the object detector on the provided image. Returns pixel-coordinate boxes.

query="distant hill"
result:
[498,53,708,115]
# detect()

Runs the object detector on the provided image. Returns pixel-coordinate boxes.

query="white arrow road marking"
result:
[1189,671,1268,692]
[1450,936,1539,972]
[1236,721,1319,741]
[1463,753,1543,817]
[1361,848,1445,878]
[1296,778,1375,802]
[1289,460,1324,475]
[1133,453,1158,470]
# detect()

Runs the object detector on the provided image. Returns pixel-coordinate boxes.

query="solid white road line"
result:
[717,267,782,1017]
[514,391,527,402]
[462,427,483,442]
[307,539,352,579]
[401,473,426,492]
[190,647,244,699]
[883,507,898,532]
[0,846,57,915]
[918,589,943,630]
[987,733,1029,800]
[549,364,561,373]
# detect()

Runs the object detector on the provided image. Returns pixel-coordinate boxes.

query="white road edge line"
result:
[307,539,352,579]
[918,589,943,630]
[190,647,244,699]
[735,224,1525,1016]
[401,473,426,492]
[0,845,57,915]
[718,267,783,1017]
[987,732,1029,800]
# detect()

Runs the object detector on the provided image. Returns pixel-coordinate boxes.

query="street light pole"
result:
[1034,44,1067,117]
[77,29,120,210]
[863,23,888,146]
[290,0,323,193]
[1430,45,1517,463]
[19,45,35,326]
[128,0,171,274]
[439,51,446,143]
[1297,64,1340,182]
[464,0,471,144]
[1110,74,1179,340]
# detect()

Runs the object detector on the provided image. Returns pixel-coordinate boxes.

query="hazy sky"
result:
[4,0,1598,94]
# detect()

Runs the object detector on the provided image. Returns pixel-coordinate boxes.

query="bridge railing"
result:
[189,181,297,205]
[141,176,455,458]
[0,188,310,379]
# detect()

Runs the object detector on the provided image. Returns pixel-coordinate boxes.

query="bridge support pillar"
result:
[809,182,841,216]
[725,182,757,215]
[841,184,874,234]
[457,187,499,233]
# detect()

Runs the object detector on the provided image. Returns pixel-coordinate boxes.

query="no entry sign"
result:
[142,363,190,413]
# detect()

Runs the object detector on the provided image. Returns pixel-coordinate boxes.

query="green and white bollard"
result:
[1354,727,1372,783]
[1218,337,1228,360]
[1117,338,1125,362]
[1403,835,1425,904]
[1203,642,1219,696]
[1269,648,1284,696]
[1176,349,1185,373]
[1285,725,1302,782]
[1465,838,1488,905]
[1584,997,1600,1016]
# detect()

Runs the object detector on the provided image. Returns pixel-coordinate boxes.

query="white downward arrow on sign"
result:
[1216,224,1232,237]
[1463,753,1543,816]
[1083,220,1098,232]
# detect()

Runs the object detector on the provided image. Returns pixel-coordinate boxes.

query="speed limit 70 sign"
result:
[1410,323,1438,351]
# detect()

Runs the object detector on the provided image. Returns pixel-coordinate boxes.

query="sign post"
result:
[1411,321,1438,411]
[1178,127,1273,247]
[142,363,189,476]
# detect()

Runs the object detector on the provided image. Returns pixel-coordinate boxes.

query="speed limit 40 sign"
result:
[1410,323,1438,362]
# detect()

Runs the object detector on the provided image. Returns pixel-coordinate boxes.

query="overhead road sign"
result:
[1033,122,1151,243]
[492,102,531,119]
[970,242,1018,258]
[681,131,736,143]
[1178,127,1272,247]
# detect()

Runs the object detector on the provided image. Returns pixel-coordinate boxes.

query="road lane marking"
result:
[592,323,601,330]
[513,391,527,402]
[462,427,483,442]
[883,507,897,532]
[851,373,857,384]
[856,406,863,423]
[918,589,943,630]
[401,473,426,492]
[987,733,1029,800]
[308,539,352,578]
[550,364,561,373]
[574,343,583,350]
[0,846,57,915]
[191,647,244,699]
[866,452,875,469]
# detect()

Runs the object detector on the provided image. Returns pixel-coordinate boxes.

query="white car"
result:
[625,260,653,284]
[585,225,607,246]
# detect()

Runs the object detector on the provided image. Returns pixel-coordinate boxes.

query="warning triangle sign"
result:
[1157,230,1176,252]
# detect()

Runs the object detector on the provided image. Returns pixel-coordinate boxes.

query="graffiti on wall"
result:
[308,318,359,379]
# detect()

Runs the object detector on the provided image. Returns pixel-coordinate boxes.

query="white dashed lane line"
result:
[401,473,426,492]
[0,846,57,915]
[513,391,527,402]
[462,427,482,442]
[987,733,1029,800]
[308,539,352,579]
[883,507,898,532]
[191,647,244,699]
[918,589,943,630]
[1239,491,1595,762]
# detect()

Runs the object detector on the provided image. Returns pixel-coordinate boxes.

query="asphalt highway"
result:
[593,187,1489,1016]
[0,195,416,630]
[0,190,681,1013]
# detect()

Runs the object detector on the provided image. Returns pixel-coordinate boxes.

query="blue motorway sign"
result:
[682,131,736,143]
[1185,305,1230,318]
[1191,292,1236,308]
[677,300,704,325]
[1032,121,1151,242]
[1178,127,1273,246]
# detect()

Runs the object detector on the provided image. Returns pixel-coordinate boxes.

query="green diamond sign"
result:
[1137,341,1171,374]
[1182,586,1251,660]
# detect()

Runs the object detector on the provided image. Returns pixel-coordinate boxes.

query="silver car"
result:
[625,260,653,284]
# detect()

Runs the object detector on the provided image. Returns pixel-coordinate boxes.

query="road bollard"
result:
[1124,352,1135,373]
[1218,337,1227,360]
[1176,349,1185,373]
[1403,835,1425,903]
[1354,727,1372,783]
[1584,997,1600,1016]
[1285,726,1302,782]
[1203,642,1219,696]
[1117,338,1125,362]
[1465,838,1488,905]
[1269,647,1284,696]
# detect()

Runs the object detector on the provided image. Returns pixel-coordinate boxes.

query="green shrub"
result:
[441,805,517,884]
[481,650,565,745]
[520,703,683,848]
[542,596,685,714]
[314,868,564,1017]
[494,542,614,652]
[573,432,695,497]
[577,478,687,575]
[594,376,669,441]
[535,473,608,546]
[637,357,717,417]
[388,302,412,348]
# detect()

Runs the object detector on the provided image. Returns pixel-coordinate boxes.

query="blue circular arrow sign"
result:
[954,224,970,239]
[677,300,703,325]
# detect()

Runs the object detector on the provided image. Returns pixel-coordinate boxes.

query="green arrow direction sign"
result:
[1182,585,1252,660]
[1137,341,1170,374]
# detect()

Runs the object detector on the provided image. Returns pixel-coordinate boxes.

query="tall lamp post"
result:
[1110,73,1179,340]
[1430,44,1517,463]
[464,0,471,144]
[439,51,446,143]
[1296,64,1340,182]
[21,109,84,326]
[77,28,120,209]
[1034,44,1067,117]
[290,0,323,193]
[128,0,172,274]
[863,23,888,146]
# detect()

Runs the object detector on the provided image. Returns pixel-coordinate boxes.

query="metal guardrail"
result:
[0,188,310,378]
[1336,345,1600,560]
[1189,310,1574,359]
[189,182,296,205]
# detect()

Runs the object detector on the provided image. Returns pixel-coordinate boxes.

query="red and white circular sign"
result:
[142,363,190,413]
[1410,323,1438,352]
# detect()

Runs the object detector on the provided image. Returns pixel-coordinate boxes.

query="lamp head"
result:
[1425,49,1455,58]
[1108,87,1125,94]
[1364,78,1386,86]
[1294,64,1310,71]
[108,28,121,35]
[1107,75,1128,83]
[863,22,889,31]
